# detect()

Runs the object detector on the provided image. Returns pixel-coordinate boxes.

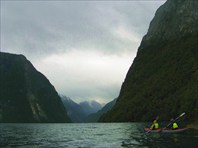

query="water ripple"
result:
[0,123,197,148]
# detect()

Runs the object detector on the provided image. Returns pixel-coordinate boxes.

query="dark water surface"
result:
[0,123,197,148]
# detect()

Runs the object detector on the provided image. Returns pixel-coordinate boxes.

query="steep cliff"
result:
[100,0,198,122]
[0,52,71,123]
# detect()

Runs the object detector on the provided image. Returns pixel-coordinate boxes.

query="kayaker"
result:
[150,119,159,130]
[171,118,179,129]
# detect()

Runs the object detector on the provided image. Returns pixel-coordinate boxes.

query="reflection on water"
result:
[0,123,197,148]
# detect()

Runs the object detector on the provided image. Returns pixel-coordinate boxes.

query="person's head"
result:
[171,118,174,122]
[154,120,157,123]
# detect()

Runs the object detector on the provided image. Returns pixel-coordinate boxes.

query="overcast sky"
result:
[1,0,165,104]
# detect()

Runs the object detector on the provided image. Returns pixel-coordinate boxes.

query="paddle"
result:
[163,112,186,129]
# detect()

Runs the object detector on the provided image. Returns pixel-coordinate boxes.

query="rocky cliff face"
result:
[0,52,71,123]
[100,0,198,122]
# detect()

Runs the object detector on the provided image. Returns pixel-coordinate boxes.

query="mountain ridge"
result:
[61,96,104,123]
[86,98,117,123]
[61,96,87,123]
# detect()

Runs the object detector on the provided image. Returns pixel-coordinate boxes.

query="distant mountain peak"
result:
[79,100,102,116]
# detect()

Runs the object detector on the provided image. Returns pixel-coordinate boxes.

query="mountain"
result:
[100,0,198,122]
[79,100,103,116]
[61,96,87,123]
[85,98,117,123]
[0,52,71,123]
[61,96,104,123]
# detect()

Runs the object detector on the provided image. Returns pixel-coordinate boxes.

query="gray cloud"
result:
[1,1,165,57]
[1,1,165,103]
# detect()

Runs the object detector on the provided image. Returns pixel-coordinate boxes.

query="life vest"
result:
[173,122,178,129]
[154,123,159,129]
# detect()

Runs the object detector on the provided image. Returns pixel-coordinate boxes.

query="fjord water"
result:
[0,123,197,148]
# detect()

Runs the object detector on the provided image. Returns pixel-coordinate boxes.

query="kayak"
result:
[162,128,189,133]
[144,127,188,133]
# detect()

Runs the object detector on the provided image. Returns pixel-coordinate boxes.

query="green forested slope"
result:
[0,52,71,123]
[100,0,198,122]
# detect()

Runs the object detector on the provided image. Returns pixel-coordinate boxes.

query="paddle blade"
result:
[179,112,185,117]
